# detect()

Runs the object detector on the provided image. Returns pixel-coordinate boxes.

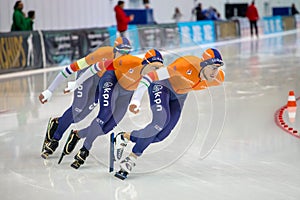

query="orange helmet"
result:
[142,49,164,65]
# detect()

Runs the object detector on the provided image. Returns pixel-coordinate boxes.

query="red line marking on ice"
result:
[274,96,300,139]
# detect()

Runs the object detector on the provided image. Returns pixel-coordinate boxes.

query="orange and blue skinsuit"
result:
[129,55,225,156]
[50,49,141,144]
[75,54,148,151]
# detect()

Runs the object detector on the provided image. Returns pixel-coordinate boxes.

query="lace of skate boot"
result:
[41,140,59,159]
[120,156,136,173]
[63,130,80,155]
[71,147,89,169]
[58,130,81,164]
[74,147,89,165]
[114,132,128,160]
[46,118,58,143]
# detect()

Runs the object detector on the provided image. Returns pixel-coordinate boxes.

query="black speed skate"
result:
[41,118,58,152]
[114,170,128,180]
[41,140,59,159]
[58,130,80,164]
[71,146,89,169]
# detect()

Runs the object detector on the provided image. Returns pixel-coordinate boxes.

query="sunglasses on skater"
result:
[114,45,132,55]
[117,48,131,55]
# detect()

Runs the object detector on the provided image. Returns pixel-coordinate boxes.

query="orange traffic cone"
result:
[287,91,297,123]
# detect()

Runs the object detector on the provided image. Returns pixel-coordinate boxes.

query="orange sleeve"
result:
[70,62,80,72]
[85,46,114,66]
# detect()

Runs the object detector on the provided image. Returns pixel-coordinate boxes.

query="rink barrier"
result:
[0,31,43,73]
[215,20,240,40]
[177,21,216,47]
[0,16,298,74]
[274,96,300,139]
[262,16,297,34]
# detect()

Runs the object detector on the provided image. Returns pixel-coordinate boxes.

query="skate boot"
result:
[71,146,89,169]
[41,139,59,159]
[41,117,58,152]
[115,155,136,180]
[114,132,129,160]
[58,130,80,164]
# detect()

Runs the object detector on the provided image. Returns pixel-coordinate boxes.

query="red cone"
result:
[287,91,297,123]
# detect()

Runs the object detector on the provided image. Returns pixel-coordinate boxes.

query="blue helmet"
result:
[200,48,224,67]
[113,36,132,54]
[142,49,164,65]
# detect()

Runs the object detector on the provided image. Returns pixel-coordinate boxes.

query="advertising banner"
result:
[281,16,296,30]
[263,16,283,34]
[137,25,164,50]
[215,20,240,40]
[296,15,300,28]
[158,23,180,49]
[43,29,88,66]
[0,31,42,73]
[85,28,111,52]
[42,28,110,66]
[177,21,215,47]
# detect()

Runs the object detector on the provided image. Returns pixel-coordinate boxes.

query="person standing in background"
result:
[246,1,259,38]
[192,3,205,21]
[11,1,27,31]
[114,1,134,37]
[172,7,183,23]
[25,10,35,30]
[143,0,150,9]
[291,3,299,15]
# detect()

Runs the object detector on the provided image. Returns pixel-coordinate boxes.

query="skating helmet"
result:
[113,36,132,54]
[142,49,164,65]
[200,48,224,68]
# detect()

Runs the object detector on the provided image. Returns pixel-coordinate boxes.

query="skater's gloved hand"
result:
[39,90,52,104]
[129,104,140,114]
[64,81,77,93]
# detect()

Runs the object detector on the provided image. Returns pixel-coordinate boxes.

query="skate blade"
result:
[41,141,48,153]
[41,152,49,159]
[58,153,65,164]
[41,117,52,152]
[109,132,114,172]
[114,171,128,180]
[71,161,81,169]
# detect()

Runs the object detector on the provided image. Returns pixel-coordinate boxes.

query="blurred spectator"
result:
[203,7,220,20]
[143,0,150,9]
[291,3,299,15]
[172,7,183,23]
[114,1,134,37]
[25,10,35,30]
[246,1,259,37]
[212,7,221,20]
[11,1,27,31]
[192,3,205,21]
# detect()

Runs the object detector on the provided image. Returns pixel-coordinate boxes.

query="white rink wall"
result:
[0,0,299,32]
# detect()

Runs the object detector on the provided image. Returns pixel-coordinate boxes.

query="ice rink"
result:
[1,30,300,200]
